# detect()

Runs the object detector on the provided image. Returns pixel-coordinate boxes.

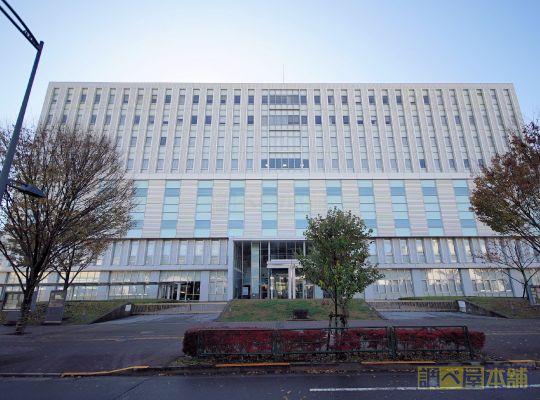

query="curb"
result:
[48,360,539,377]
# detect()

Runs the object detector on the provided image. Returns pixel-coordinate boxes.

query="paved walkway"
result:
[1,314,539,374]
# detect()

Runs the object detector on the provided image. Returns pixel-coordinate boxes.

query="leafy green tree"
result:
[295,207,383,327]
[470,121,540,256]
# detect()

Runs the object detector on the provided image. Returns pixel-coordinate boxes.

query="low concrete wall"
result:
[90,301,133,324]
[460,299,510,318]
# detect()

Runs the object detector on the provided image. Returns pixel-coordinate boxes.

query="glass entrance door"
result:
[270,269,289,299]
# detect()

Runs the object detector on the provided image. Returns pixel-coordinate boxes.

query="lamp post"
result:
[0,0,44,201]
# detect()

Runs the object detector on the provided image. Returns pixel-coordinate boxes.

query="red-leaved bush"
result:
[182,327,485,358]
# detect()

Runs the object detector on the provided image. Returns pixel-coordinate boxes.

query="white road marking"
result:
[310,384,540,392]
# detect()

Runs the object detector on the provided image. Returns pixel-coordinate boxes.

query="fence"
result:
[365,300,459,312]
[192,325,477,362]
[132,302,226,314]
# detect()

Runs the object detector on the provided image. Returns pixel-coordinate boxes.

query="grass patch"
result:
[400,296,539,319]
[219,298,381,322]
[0,298,184,326]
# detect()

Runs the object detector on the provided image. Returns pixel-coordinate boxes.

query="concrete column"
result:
[251,243,260,299]
[227,237,234,300]
[96,271,110,300]
[460,268,475,296]
[411,269,424,297]
[315,285,323,299]
[290,265,295,299]
[509,269,525,298]
[363,284,374,300]
[199,270,210,302]
[147,271,161,299]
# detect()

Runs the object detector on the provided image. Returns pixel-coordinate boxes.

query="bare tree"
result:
[0,125,134,334]
[475,238,539,299]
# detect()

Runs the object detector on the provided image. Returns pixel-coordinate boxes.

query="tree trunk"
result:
[14,288,34,335]
[521,272,529,300]
[334,285,338,329]
[338,302,347,327]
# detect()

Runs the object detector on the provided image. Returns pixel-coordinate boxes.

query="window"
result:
[178,240,188,263]
[62,115,67,124]
[91,115,97,124]
[423,95,429,104]
[152,95,157,104]
[130,137,137,146]
[234,95,241,104]
[221,95,226,104]
[205,116,212,124]
[314,95,320,104]
[385,116,391,125]
[193,94,199,104]
[384,240,394,263]
[211,241,220,264]
[165,94,171,104]
[248,95,254,104]
[160,137,166,146]
[81,94,87,103]
[161,241,171,264]
[145,241,155,264]
[455,115,461,125]
[329,116,336,125]
[441,115,447,125]
[247,115,254,124]
[396,96,402,104]
[400,240,409,263]
[432,239,441,263]
[315,116,322,124]
[124,94,130,103]
[111,242,122,265]
[120,116,126,124]
[134,115,140,124]
[94,94,101,103]
[148,115,155,124]
[191,115,197,124]
[129,241,139,264]
[382,96,388,104]
[194,240,204,264]
[341,95,348,104]
[207,94,213,104]
[448,239,458,263]
[417,239,425,262]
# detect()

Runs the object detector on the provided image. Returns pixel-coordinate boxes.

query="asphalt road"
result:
[1,314,540,374]
[2,371,540,400]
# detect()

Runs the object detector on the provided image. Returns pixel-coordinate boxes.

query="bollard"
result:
[511,305,515,316]
[81,310,86,321]
[228,307,232,318]
[369,307,373,317]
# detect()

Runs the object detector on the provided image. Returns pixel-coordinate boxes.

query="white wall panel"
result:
[176,180,197,237]
[374,180,395,236]
[278,180,295,236]
[406,180,429,236]
[142,180,165,237]
[342,180,360,216]
[211,180,229,237]
[437,180,462,236]
[244,180,262,236]
[310,180,327,218]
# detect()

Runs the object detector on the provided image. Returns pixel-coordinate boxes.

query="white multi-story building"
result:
[1,82,535,302]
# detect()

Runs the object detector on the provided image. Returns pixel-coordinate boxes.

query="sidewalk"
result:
[1,314,539,374]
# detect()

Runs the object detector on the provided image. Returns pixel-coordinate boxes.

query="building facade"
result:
[1,82,536,302]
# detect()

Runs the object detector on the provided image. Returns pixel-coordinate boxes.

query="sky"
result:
[1,0,539,124]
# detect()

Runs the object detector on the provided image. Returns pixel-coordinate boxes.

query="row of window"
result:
[99,239,224,266]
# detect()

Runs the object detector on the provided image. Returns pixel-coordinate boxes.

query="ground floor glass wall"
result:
[470,269,513,297]
[372,269,414,299]
[421,269,464,296]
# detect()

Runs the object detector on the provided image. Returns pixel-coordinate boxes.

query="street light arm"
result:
[0,0,39,49]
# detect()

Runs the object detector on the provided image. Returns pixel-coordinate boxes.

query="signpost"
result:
[1,290,37,325]
[43,290,67,325]
[526,285,540,306]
